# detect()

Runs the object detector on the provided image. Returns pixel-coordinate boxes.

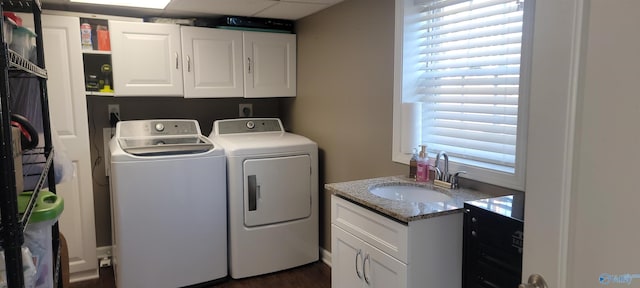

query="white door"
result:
[243,32,296,98]
[181,27,243,98]
[109,21,183,96]
[242,155,311,227]
[523,0,640,287]
[42,15,98,279]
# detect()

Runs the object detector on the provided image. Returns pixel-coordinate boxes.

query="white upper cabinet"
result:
[109,21,183,96]
[244,31,297,98]
[109,21,295,98]
[181,26,244,98]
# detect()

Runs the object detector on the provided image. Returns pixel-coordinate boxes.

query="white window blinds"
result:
[416,0,525,173]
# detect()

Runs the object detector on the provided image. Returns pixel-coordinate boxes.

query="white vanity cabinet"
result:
[331,195,463,288]
[109,20,183,96]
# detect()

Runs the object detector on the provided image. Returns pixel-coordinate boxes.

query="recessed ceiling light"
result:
[69,0,170,9]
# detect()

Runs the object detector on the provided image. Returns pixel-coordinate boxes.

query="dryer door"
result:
[243,155,312,227]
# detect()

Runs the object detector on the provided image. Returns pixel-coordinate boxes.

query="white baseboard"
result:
[95,245,330,271]
[68,246,111,283]
[69,269,99,283]
[320,248,331,268]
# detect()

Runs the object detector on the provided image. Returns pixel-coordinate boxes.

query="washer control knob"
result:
[246,121,255,129]
[155,123,165,132]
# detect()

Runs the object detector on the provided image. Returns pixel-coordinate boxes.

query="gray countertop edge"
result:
[325,175,510,223]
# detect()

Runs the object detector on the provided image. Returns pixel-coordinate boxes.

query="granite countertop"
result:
[325,175,506,223]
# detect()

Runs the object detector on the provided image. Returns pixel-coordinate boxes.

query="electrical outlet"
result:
[99,257,112,268]
[239,103,253,117]
[108,104,120,119]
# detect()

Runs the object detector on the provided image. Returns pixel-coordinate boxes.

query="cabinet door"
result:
[332,225,366,288]
[42,15,98,279]
[243,32,296,98]
[109,21,183,96]
[181,27,243,98]
[333,225,407,288]
[365,239,408,288]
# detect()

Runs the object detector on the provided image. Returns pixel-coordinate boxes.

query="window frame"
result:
[392,0,534,191]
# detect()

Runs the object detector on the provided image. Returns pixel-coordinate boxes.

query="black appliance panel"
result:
[463,195,524,288]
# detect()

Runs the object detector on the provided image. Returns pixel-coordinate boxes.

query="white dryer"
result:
[110,119,227,288]
[210,118,319,279]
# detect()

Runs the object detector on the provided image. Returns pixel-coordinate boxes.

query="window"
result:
[393,0,533,190]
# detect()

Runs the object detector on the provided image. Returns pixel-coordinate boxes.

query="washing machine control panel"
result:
[216,119,284,135]
[118,120,201,138]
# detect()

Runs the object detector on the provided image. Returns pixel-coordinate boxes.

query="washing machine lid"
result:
[118,136,213,156]
[116,119,214,156]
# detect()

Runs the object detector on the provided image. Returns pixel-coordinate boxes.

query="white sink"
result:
[369,184,452,203]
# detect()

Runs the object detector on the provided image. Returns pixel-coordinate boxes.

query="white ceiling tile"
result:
[42,0,344,20]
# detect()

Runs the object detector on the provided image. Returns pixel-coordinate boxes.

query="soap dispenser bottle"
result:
[416,145,430,182]
[409,148,418,180]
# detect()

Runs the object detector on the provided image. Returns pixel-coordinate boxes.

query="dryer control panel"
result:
[215,118,284,135]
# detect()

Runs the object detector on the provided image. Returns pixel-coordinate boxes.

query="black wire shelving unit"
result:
[0,0,61,287]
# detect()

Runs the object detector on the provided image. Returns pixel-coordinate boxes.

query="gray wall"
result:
[281,0,407,252]
[88,0,517,252]
[88,97,280,246]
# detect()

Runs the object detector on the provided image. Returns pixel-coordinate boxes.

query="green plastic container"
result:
[18,190,64,288]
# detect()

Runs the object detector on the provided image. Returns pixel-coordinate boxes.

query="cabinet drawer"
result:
[331,195,408,262]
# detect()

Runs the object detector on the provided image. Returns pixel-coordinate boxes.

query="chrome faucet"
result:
[434,151,449,181]
[434,151,466,189]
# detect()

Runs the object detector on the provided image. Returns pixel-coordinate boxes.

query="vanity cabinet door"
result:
[332,225,407,288]
[332,225,366,288]
[364,238,407,288]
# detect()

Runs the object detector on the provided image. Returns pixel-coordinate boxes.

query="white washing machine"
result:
[210,118,319,279]
[110,119,227,288]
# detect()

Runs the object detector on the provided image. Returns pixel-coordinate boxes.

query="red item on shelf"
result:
[97,28,110,51]
[3,12,22,26]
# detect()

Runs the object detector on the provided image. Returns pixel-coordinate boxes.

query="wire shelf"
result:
[8,49,47,79]
[0,0,41,13]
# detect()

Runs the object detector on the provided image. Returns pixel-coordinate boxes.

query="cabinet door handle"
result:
[247,57,252,74]
[363,253,371,285]
[187,55,191,72]
[355,249,363,279]
[175,52,179,69]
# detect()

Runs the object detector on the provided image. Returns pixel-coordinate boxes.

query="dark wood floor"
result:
[69,261,330,288]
